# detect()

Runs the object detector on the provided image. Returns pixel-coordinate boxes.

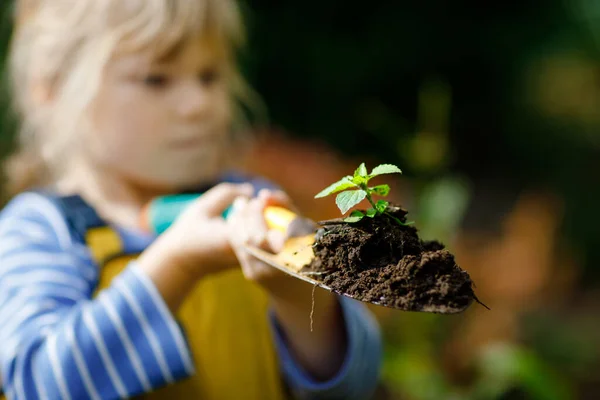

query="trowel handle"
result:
[140,193,296,235]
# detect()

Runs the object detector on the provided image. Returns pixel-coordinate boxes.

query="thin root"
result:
[310,284,316,332]
[473,294,491,310]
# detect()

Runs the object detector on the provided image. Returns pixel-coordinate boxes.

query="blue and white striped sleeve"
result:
[0,193,194,400]
[271,297,383,399]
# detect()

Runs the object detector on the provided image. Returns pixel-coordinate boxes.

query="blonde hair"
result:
[5,0,260,196]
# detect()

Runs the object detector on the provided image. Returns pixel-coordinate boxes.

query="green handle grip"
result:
[142,193,234,235]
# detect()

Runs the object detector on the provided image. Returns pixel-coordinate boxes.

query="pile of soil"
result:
[301,205,485,313]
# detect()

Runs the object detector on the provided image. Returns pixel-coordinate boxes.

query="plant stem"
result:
[360,184,379,211]
[366,195,378,210]
[384,212,403,225]
[361,184,409,226]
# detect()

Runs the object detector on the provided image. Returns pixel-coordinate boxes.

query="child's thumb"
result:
[192,183,254,218]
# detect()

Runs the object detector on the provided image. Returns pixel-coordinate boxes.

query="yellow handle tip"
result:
[264,206,296,232]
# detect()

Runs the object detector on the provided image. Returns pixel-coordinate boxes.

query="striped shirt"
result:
[0,192,382,399]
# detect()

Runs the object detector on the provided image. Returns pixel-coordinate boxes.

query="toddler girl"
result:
[0,0,382,399]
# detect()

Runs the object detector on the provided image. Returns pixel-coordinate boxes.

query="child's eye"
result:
[199,69,220,86]
[143,74,170,88]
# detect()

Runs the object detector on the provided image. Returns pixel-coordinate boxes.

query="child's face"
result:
[86,36,232,190]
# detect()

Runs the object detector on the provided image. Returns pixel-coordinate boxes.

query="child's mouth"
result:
[170,132,221,149]
[170,136,210,149]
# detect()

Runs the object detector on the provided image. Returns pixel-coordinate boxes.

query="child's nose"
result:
[177,82,212,120]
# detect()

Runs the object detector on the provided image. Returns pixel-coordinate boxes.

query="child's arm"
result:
[272,297,382,399]
[227,190,383,399]
[0,193,196,399]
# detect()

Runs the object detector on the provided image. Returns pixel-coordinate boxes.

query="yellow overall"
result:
[86,225,287,399]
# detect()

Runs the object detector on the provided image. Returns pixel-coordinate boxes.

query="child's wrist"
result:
[142,233,208,281]
[136,240,202,313]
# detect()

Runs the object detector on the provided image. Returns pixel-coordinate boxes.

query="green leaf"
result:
[351,163,370,186]
[366,208,377,217]
[314,176,356,198]
[371,184,390,196]
[353,175,368,186]
[344,210,365,223]
[369,164,402,178]
[335,190,367,214]
[376,200,389,213]
[354,163,368,178]
[352,175,368,186]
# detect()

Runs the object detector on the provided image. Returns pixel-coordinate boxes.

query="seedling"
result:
[315,163,410,225]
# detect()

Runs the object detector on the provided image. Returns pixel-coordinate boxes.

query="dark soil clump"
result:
[301,205,484,313]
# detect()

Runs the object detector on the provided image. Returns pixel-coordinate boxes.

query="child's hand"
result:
[225,189,313,300]
[227,189,348,380]
[141,182,255,283]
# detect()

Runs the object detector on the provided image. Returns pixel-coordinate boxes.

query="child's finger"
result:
[246,197,270,248]
[258,188,288,203]
[230,195,250,214]
[266,229,285,253]
[226,212,270,278]
[227,196,250,241]
[258,189,299,213]
[192,183,254,218]
[227,194,289,280]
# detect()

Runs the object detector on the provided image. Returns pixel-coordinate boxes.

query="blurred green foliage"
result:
[0,4,14,159]
[238,3,600,397]
[239,0,600,282]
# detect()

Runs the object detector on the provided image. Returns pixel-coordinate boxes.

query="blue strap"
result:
[36,191,106,244]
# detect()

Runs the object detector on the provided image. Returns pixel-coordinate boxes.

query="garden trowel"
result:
[139,194,328,283]
[140,194,481,313]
